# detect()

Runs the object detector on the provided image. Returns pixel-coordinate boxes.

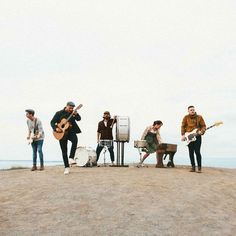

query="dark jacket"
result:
[50,108,82,134]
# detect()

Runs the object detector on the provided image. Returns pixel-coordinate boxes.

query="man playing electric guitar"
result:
[50,101,82,175]
[181,105,206,173]
[25,109,45,171]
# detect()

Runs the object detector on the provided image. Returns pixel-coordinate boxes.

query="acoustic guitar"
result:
[53,104,83,140]
[184,121,223,145]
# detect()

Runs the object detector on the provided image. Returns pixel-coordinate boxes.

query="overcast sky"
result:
[0,1,235,165]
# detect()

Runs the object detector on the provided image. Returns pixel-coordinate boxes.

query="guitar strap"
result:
[33,118,38,134]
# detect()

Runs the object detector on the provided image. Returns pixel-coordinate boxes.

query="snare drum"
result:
[99,139,112,148]
[74,147,97,167]
[134,140,147,148]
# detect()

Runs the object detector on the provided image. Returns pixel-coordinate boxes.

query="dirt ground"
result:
[0,165,236,236]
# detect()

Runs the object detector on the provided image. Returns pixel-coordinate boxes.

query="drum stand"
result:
[135,148,147,168]
[114,141,129,167]
[102,145,110,167]
[137,148,142,163]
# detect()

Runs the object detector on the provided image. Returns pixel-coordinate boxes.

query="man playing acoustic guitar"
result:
[181,105,206,173]
[51,101,82,175]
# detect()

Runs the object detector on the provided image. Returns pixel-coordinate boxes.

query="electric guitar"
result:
[184,121,223,145]
[28,118,39,145]
[28,132,39,145]
[53,104,83,140]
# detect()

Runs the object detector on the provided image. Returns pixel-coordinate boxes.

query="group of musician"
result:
[25,102,206,174]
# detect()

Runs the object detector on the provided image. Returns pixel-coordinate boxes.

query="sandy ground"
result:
[0,165,236,236]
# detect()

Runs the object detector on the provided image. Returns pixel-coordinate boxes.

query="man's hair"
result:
[153,120,163,126]
[103,111,110,115]
[188,105,194,110]
[25,109,35,116]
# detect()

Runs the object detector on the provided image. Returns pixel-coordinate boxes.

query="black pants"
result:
[188,136,202,168]
[59,132,78,168]
[96,143,114,162]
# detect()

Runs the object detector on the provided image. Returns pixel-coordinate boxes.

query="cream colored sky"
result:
[0,0,235,165]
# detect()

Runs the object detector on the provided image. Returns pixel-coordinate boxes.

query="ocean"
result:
[174,157,236,169]
[0,157,235,170]
[0,160,63,170]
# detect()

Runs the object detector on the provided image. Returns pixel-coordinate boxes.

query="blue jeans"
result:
[31,139,44,166]
[96,142,114,162]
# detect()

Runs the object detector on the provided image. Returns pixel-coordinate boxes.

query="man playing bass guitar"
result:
[51,101,82,175]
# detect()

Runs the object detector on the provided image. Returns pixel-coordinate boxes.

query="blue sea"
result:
[174,157,236,169]
[0,157,235,170]
[0,160,63,170]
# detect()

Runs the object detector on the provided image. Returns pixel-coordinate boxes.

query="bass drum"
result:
[116,116,130,142]
[74,146,97,167]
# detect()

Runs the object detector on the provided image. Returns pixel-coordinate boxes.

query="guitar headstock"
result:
[75,104,83,111]
[214,121,223,127]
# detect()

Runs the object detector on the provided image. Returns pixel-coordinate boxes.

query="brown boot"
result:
[156,164,165,168]
[31,165,37,171]
[39,165,44,171]
[197,167,202,173]
[189,167,195,172]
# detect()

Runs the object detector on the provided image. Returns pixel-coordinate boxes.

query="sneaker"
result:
[64,167,70,175]
[69,158,76,165]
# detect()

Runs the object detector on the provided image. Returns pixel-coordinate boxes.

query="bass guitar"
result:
[184,121,223,145]
[53,104,83,140]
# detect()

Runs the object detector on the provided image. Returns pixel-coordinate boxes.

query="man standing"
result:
[25,109,45,171]
[96,111,116,165]
[138,120,165,168]
[50,101,82,175]
[181,105,206,173]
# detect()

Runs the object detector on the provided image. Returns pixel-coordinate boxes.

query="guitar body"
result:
[184,128,198,145]
[28,133,36,145]
[184,121,223,146]
[53,118,70,140]
[28,131,39,145]
[53,131,65,140]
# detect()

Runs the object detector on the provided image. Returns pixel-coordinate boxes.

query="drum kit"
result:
[74,147,97,167]
[74,140,113,167]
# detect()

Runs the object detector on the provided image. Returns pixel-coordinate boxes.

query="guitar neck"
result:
[206,125,215,130]
[65,104,82,123]
[66,111,76,122]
